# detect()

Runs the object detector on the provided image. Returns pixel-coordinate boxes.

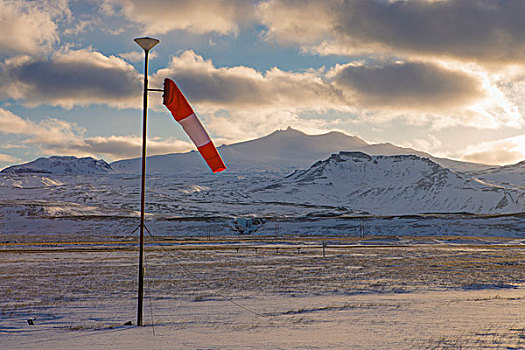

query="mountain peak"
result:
[269,126,305,136]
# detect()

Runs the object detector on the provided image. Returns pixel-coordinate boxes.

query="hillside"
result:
[253,152,525,215]
[0,156,114,175]
[468,161,525,188]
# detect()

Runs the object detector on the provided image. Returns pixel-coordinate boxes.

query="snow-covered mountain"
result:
[111,127,490,174]
[253,152,525,215]
[2,145,525,238]
[1,156,114,175]
[3,151,520,217]
[468,161,525,188]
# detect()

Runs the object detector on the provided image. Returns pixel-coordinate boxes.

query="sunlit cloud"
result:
[0,153,20,163]
[151,50,347,112]
[0,108,192,161]
[40,135,193,161]
[0,107,31,134]
[0,0,70,55]
[148,50,523,137]
[258,0,335,45]
[153,51,487,113]
[461,135,525,165]
[205,109,338,142]
[101,0,255,35]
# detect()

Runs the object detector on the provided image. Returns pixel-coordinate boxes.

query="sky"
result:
[2,0,525,169]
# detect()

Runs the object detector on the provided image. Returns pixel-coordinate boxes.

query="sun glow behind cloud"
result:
[462,135,525,165]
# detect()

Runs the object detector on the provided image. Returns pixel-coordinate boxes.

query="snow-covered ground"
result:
[2,168,525,241]
[1,239,524,349]
[2,129,525,239]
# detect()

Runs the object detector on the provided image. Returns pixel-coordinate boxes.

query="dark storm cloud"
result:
[1,50,141,108]
[261,0,525,64]
[15,61,138,99]
[333,61,483,109]
[338,0,525,62]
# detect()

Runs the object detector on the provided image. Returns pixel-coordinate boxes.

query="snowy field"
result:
[1,237,524,349]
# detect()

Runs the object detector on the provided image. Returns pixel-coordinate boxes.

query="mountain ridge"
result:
[111,127,491,174]
[0,156,114,175]
[253,151,524,215]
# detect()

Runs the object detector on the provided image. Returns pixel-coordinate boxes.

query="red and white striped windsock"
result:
[162,78,226,173]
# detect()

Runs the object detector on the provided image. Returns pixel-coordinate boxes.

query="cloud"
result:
[331,61,483,110]
[399,134,444,157]
[205,109,339,141]
[152,51,346,141]
[0,0,70,55]
[0,107,31,133]
[22,118,87,150]
[0,49,142,108]
[0,108,87,153]
[0,108,192,161]
[257,0,336,45]
[40,135,193,160]
[101,0,255,35]
[461,135,525,165]
[259,0,525,65]
[149,50,520,134]
[0,153,20,163]
[152,50,346,112]
[153,51,484,114]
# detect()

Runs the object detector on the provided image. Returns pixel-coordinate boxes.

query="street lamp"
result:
[134,36,160,327]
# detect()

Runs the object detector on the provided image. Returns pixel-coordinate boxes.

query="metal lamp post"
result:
[134,36,160,327]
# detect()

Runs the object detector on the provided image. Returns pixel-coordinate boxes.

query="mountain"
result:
[218,127,368,169]
[112,127,489,174]
[253,152,525,215]
[112,127,369,174]
[468,161,525,188]
[0,156,114,175]
[2,146,525,238]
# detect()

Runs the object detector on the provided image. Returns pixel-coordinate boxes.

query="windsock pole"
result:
[134,37,160,327]
[133,37,224,327]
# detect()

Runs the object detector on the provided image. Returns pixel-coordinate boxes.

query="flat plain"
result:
[1,236,524,349]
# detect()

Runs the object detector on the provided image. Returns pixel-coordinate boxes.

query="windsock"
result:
[162,78,226,173]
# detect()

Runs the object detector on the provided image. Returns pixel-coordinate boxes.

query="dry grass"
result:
[1,238,524,348]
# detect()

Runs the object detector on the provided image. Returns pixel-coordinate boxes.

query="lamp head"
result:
[134,37,160,51]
